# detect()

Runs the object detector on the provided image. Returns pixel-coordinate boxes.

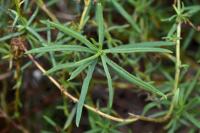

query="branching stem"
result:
[23,45,138,123]
[22,0,183,124]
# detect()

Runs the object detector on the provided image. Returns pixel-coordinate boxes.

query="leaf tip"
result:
[75,112,81,127]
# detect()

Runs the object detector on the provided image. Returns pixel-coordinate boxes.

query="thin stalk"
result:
[79,0,91,30]
[125,0,183,123]
[165,0,182,119]
[14,0,21,15]
[19,0,184,124]
[174,22,181,93]
[129,17,182,122]
[37,0,58,22]
[23,20,183,123]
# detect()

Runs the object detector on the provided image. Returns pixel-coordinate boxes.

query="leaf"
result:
[46,63,75,74]
[27,7,39,26]
[142,102,158,115]
[187,97,200,109]
[109,129,122,133]
[76,60,97,126]
[26,26,45,43]
[166,24,177,38]
[184,112,200,128]
[101,55,114,108]
[68,60,95,81]
[104,41,174,53]
[46,53,99,74]
[104,47,172,54]
[111,0,141,33]
[26,44,94,54]
[184,70,200,100]
[185,5,200,16]
[43,115,57,127]
[41,131,54,133]
[105,56,165,97]
[110,41,175,49]
[96,3,104,45]
[182,29,195,50]
[45,21,97,50]
[63,107,76,130]
[0,32,24,42]
[79,0,91,30]
[9,9,19,27]
[0,48,9,54]
[85,129,101,133]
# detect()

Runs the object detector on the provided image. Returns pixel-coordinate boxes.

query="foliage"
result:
[0,0,200,132]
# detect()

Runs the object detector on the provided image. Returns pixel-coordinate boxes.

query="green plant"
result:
[0,0,200,132]
[26,2,175,126]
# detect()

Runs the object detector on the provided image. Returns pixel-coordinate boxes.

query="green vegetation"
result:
[0,0,200,132]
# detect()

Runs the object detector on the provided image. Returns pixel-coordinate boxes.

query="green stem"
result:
[37,0,58,22]
[174,22,181,92]
[15,0,21,15]
[79,0,91,30]
[128,16,183,123]
[166,0,182,119]
[134,0,183,122]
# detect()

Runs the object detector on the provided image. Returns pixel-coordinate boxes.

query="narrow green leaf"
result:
[46,21,97,50]
[26,44,94,54]
[105,56,165,97]
[187,97,200,109]
[109,129,122,133]
[9,9,19,27]
[76,61,97,126]
[68,60,95,81]
[46,22,56,67]
[78,0,91,30]
[184,112,200,128]
[185,5,200,16]
[63,107,76,130]
[27,7,39,26]
[110,41,175,49]
[111,0,141,33]
[101,55,114,108]
[182,29,195,50]
[26,26,45,43]
[85,129,101,133]
[96,3,104,45]
[104,47,172,54]
[184,70,200,100]
[107,24,129,32]
[46,53,99,74]
[0,32,24,42]
[166,23,177,38]
[43,115,57,127]
[104,41,174,53]
[142,102,158,115]
[0,48,9,54]
[45,63,75,74]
